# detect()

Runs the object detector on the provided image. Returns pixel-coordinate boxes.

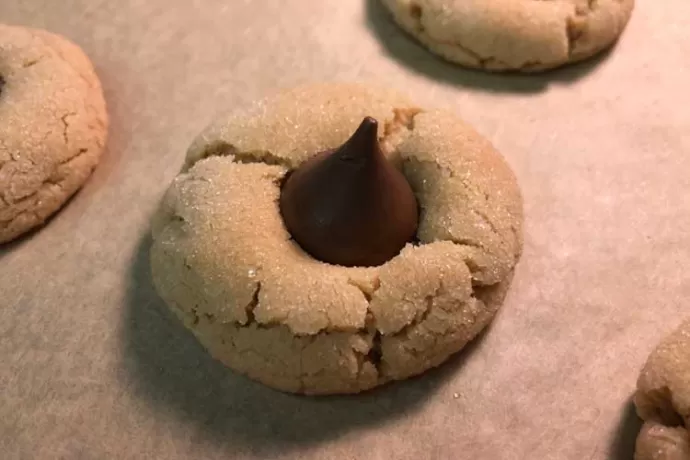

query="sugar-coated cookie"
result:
[381,0,634,72]
[0,24,108,243]
[634,318,690,459]
[150,83,523,394]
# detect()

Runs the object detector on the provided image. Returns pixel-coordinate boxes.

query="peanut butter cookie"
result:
[0,24,108,243]
[634,318,690,459]
[150,83,523,394]
[381,0,634,72]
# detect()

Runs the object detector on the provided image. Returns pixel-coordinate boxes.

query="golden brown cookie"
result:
[634,318,690,459]
[0,24,108,243]
[150,83,523,394]
[381,0,635,72]
[635,423,690,460]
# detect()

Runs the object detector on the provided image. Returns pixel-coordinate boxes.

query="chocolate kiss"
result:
[279,117,419,267]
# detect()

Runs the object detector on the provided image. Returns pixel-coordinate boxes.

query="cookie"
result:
[634,318,690,459]
[380,0,635,72]
[0,25,108,244]
[635,424,689,460]
[150,83,523,394]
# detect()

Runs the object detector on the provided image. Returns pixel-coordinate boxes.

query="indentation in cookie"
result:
[367,331,383,369]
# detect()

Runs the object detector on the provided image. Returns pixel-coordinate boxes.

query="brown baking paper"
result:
[1,1,689,458]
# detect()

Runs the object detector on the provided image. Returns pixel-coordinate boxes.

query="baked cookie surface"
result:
[380,0,635,72]
[0,25,108,243]
[150,83,523,394]
[634,318,690,459]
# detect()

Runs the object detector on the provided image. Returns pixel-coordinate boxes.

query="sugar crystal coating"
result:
[634,318,690,459]
[0,25,108,243]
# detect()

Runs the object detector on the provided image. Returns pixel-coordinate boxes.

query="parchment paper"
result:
[1,1,689,459]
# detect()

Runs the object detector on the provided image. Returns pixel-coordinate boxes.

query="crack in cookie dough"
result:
[58,147,89,167]
[641,386,686,428]
[385,107,422,134]
[381,107,423,157]
[244,282,261,325]
[0,209,39,228]
[185,141,292,172]
[60,112,77,146]
[392,282,443,336]
[565,0,599,57]
[21,58,40,69]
